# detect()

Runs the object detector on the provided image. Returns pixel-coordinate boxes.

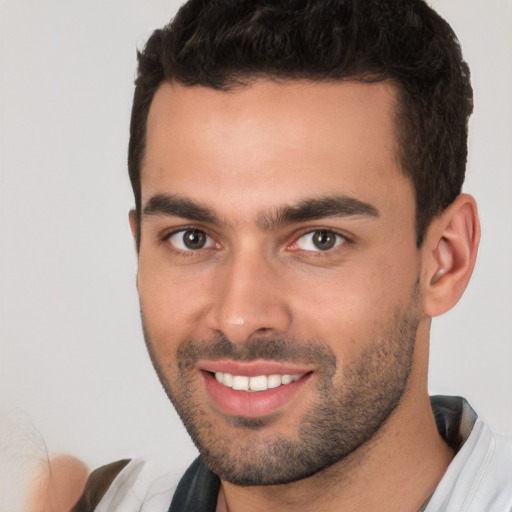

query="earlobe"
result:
[422,194,480,317]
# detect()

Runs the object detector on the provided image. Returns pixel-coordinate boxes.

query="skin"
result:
[27,455,89,512]
[131,79,480,512]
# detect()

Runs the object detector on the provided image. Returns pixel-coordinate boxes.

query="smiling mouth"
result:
[199,361,314,417]
[213,371,306,391]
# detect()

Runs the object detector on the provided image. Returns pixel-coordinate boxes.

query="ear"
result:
[128,209,140,253]
[421,194,480,317]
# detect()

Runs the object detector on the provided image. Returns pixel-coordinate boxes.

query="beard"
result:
[141,293,419,486]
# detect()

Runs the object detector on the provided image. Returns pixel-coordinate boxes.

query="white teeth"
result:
[281,374,293,385]
[249,375,267,391]
[232,375,249,390]
[222,372,234,388]
[214,372,304,391]
[267,374,282,389]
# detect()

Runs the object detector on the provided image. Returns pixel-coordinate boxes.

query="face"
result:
[135,79,423,485]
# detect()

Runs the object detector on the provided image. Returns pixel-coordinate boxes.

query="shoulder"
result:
[72,457,183,512]
[71,459,131,512]
[470,425,512,509]
[427,419,512,512]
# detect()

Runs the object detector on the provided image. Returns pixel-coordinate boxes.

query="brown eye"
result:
[296,230,344,251]
[312,231,337,250]
[183,230,206,249]
[168,229,215,251]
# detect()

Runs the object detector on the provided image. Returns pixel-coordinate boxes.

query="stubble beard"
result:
[142,298,419,486]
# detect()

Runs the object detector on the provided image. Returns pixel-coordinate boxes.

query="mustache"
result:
[176,334,337,374]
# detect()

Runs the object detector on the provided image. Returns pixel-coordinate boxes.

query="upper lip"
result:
[198,359,314,377]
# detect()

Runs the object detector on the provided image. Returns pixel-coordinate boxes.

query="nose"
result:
[205,251,292,344]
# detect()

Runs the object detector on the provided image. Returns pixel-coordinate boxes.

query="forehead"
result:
[142,79,414,225]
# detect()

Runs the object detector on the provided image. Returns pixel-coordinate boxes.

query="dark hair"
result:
[128,0,473,246]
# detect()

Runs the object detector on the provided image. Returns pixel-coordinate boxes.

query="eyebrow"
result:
[143,194,219,224]
[257,195,379,229]
[142,193,379,228]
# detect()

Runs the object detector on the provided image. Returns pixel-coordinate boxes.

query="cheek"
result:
[287,272,380,351]
[286,254,418,352]
[137,258,210,345]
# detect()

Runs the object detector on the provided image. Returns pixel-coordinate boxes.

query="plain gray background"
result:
[1,0,511,473]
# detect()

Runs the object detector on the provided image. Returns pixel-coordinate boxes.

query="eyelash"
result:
[159,228,208,259]
[161,227,351,257]
[288,228,350,254]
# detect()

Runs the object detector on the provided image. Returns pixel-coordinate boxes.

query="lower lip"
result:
[201,371,312,418]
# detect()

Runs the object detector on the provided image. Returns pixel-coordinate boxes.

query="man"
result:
[72,0,512,510]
